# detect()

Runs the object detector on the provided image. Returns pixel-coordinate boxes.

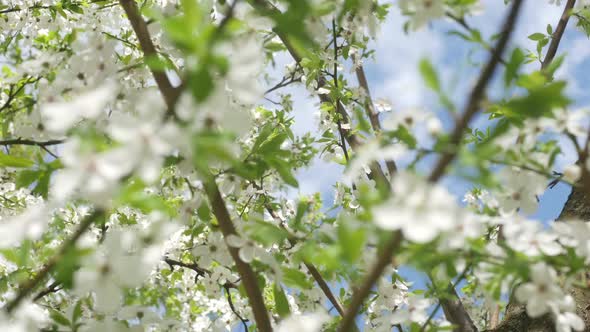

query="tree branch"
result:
[337,231,403,332]
[424,1,524,330]
[32,281,62,302]
[541,0,576,69]
[0,138,64,147]
[340,1,524,331]
[203,178,272,332]
[263,201,346,317]
[0,77,41,113]
[4,209,105,313]
[164,257,239,289]
[428,0,524,183]
[351,56,397,175]
[119,0,180,114]
[119,0,270,328]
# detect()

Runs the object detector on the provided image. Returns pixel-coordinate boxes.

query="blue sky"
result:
[272,0,590,222]
[260,0,590,328]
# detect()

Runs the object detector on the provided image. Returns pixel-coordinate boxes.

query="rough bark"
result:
[489,185,590,332]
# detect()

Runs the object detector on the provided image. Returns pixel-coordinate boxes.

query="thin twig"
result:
[332,19,350,163]
[5,210,105,313]
[542,0,576,69]
[224,285,250,332]
[0,138,64,147]
[265,74,301,94]
[428,0,524,183]
[420,265,472,332]
[0,77,40,113]
[338,231,403,332]
[445,12,508,66]
[33,281,62,301]
[258,186,346,317]
[164,257,239,288]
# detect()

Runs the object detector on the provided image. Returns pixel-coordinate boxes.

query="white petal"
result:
[239,246,255,263]
[526,299,549,318]
[226,234,246,248]
[51,169,83,201]
[317,87,330,94]
[41,83,116,134]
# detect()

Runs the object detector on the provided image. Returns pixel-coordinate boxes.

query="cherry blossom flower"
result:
[390,295,430,325]
[515,262,563,318]
[108,110,178,183]
[541,108,589,137]
[0,302,49,332]
[374,278,409,310]
[563,164,582,183]
[496,167,546,215]
[0,203,48,248]
[373,171,457,243]
[40,82,117,134]
[552,220,590,262]
[374,98,393,113]
[503,217,563,256]
[276,312,329,332]
[344,140,407,182]
[74,230,152,313]
[51,139,133,203]
[225,234,267,263]
[550,295,585,332]
[117,305,160,325]
[222,35,264,105]
[192,233,233,267]
[399,0,445,30]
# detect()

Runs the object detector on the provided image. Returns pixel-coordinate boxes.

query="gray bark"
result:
[489,185,590,332]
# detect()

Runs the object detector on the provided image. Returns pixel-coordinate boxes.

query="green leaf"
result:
[31,169,52,198]
[190,67,214,102]
[72,300,83,323]
[543,54,565,80]
[337,223,366,263]
[54,249,82,289]
[504,48,525,87]
[244,221,290,246]
[197,201,211,222]
[18,239,32,267]
[390,125,417,148]
[505,81,569,121]
[282,267,313,289]
[528,32,546,41]
[117,180,176,216]
[293,201,308,227]
[50,309,71,326]
[267,157,298,187]
[16,169,40,188]
[0,152,33,168]
[419,58,440,92]
[273,283,291,318]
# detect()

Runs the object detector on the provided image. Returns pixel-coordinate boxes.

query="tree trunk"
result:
[489,185,590,332]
